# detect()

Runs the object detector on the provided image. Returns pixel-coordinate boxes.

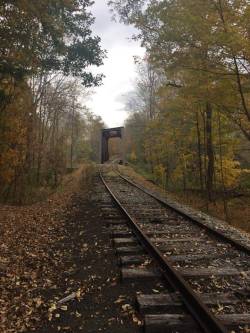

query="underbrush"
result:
[0,163,95,205]
[121,163,250,234]
[172,191,250,233]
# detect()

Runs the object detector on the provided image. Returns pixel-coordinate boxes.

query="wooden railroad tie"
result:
[121,267,249,281]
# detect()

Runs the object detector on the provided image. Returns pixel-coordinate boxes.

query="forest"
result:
[108,0,250,226]
[1,0,250,225]
[0,1,105,203]
[1,2,250,332]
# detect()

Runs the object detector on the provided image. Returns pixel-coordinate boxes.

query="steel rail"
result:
[116,169,250,256]
[100,170,227,333]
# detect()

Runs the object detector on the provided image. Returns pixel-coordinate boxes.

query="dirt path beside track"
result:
[0,167,140,333]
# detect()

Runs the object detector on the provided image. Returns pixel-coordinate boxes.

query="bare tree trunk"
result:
[216,0,250,139]
[182,153,187,193]
[70,98,75,169]
[218,113,229,222]
[165,159,170,189]
[196,111,203,191]
[147,62,157,120]
[182,170,187,192]
[25,104,35,181]
[205,102,214,202]
[201,110,208,211]
[36,113,45,185]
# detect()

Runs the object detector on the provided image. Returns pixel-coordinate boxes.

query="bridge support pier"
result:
[100,127,125,164]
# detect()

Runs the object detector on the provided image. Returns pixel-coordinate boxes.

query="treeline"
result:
[110,0,250,210]
[0,1,105,203]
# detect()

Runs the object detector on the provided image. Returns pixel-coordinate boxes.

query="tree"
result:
[0,1,106,202]
[109,0,250,141]
[109,0,250,201]
[122,58,161,169]
[0,74,104,203]
[0,80,33,201]
[123,56,246,211]
[85,112,105,162]
[0,0,105,108]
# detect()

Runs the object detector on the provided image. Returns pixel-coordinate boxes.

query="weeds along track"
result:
[99,165,250,333]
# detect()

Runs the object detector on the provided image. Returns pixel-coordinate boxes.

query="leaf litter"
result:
[0,168,86,333]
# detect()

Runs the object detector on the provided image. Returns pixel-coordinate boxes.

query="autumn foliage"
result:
[109,0,250,219]
[0,1,105,203]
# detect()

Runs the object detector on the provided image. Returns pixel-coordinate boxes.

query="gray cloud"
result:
[86,0,145,127]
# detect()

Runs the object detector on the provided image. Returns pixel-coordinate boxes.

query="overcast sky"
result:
[86,1,145,128]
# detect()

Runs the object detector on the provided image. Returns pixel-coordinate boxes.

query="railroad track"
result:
[98,165,250,333]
